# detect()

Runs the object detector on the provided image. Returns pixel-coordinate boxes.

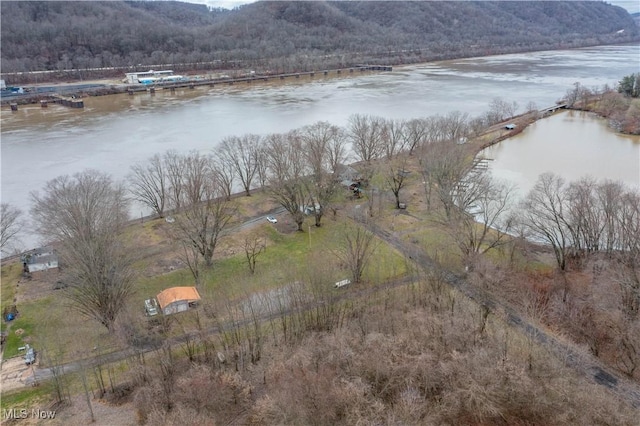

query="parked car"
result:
[145,298,159,316]
[266,216,277,224]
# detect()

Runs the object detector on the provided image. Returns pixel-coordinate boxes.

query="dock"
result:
[50,95,84,108]
[539,103,567,116]
[126,65,393,94]
[2,65,393,107]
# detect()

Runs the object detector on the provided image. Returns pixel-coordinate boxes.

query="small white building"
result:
[22,248,59,273]
[124,70,181,84]
[156,286,201,315]
[0,79,6,90]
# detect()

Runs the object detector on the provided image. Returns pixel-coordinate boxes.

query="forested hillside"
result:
[1,1,638,76]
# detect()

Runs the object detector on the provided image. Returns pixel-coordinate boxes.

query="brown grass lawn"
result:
[0,187,412,366]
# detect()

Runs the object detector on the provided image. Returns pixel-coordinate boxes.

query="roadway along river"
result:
[1,44,639,252]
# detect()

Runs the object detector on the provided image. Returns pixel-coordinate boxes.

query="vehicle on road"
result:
[266,216,277,224]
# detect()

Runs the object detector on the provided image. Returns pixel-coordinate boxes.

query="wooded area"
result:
[1,1,638,78]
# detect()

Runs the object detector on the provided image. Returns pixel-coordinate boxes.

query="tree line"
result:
[1,1,638,81]
[10,100,636,332]
[1,82,639,425]
[564,73,640,134]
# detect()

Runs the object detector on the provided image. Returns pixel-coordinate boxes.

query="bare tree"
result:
[174,173,235,269]
[596,180,625,254]
[301,121,344,227]
[448,174,516,264]
[219,134,261,196]
[30,170,135,331]
[347,114,385,182]
[265,131,309,231]
[255,145,270,190]
[566,177,604,253]
[0,203,22,253]
[164,150,187,212]
[439,111,471,143]
[244,234,265,274]
[383,154,411,210]
[420,140,470,217]
[404,117,430,155]
[381,118,408,159]
[182,151,210,206]
[325,125,349,174]
[519,172,573,271]
[486,97,519,124]
[564,82,592,108]
[615,189,640,318]
[332,223,378,284]
[378,118,412,209]
[128,153,169,218]
[211,155,235,201]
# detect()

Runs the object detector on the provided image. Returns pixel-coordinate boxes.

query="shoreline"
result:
[0,66,389,107]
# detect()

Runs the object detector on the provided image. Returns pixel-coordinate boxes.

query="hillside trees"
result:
[2,1,637,79]
[30,170,135,331]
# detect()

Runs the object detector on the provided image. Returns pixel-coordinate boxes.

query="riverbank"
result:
[0,66,391,107]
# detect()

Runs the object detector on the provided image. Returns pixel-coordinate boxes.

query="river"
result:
[1,44,639,252]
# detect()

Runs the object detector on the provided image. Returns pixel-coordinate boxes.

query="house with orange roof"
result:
[156,286,201,315]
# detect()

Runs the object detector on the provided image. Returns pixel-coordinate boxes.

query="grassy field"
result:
[0,132,548,407]
[0,262,20,335]
[0,209,409,366]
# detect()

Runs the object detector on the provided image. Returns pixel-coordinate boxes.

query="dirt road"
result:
[0,356,37,393]
[357,219,640,409]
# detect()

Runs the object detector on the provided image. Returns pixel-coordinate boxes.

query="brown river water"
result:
[1,44,639,251]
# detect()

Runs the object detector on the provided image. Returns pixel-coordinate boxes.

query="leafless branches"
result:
[301,121,346,226]
[448,174,516,264]
[30,170,134,331]
[173,172,236,269]
[332,223,378,284]
[128,153,169,218]
[244,234,265,274]
[520,173,573,271]
[219,134,261,196]
[264,131,309,231]
[0,202,22,254]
